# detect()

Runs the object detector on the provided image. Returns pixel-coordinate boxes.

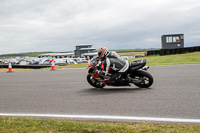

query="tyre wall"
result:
[147,46,200,56]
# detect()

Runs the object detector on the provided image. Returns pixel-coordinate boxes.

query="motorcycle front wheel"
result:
[130,70,153,88]
[87,74,105,88]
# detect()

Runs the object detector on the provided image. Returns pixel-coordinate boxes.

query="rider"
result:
[97,46,130,85]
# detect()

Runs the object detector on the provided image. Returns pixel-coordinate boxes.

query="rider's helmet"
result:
[98,46,110,60]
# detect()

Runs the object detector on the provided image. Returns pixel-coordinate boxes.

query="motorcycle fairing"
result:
[89,73,101,79]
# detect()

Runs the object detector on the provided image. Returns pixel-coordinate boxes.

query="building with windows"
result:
[161,34,184,49]
[74,44,96,57]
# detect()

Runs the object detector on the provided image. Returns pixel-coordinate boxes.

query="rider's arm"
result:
[105,57,110,76]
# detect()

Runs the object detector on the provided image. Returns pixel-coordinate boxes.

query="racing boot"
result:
[121,75,130,82]
[108,80,116,85]
[120,76,130,86]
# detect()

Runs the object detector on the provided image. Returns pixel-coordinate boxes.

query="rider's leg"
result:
[108,73,121,84]
[121,69,129,82]
[109,60,130,84]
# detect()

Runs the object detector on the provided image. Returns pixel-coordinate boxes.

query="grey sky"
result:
[0,0,200,54]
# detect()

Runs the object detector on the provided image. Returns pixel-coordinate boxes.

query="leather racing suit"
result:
[102,51,129,84]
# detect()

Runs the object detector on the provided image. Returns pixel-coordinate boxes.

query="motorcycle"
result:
[87,56,153,88]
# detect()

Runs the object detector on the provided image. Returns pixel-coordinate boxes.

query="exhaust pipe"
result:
[142,66,149,71]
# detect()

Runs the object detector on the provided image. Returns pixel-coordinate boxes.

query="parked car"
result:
[43,60,51,65]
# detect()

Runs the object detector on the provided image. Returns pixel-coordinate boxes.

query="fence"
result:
[147,46,200,56]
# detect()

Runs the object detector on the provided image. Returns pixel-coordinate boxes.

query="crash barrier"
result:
[0,64,51,69]
[147,46,200,56]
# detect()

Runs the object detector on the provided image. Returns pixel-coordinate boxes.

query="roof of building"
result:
[83,52,98,56]
[76,44,92,47]
[38,53,74,56]
[79,48,96,50]
[162,34,184,37]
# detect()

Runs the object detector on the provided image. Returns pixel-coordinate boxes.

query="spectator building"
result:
[161,34,184,49]
[74,44,96,57]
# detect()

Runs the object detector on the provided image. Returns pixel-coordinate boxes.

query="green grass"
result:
[128,52,200,66]
[0,117,200,133]
[0,68,36,71]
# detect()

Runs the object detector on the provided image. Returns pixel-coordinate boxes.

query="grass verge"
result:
[0,117,200,133]
[127,52,200,66]
[0,68,36,72]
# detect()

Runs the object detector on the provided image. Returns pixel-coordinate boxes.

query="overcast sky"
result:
[0,0,200,54]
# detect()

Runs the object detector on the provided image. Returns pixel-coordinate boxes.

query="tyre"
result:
[87,74,105,88]
[130,70,153,88]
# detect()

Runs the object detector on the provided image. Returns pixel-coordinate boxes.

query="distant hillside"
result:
[0,49,159,58]
[112,48,160,53]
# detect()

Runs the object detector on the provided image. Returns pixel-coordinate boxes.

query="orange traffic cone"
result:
[50,59,56,71]
[87,56,90,68]
[7,61,14,73]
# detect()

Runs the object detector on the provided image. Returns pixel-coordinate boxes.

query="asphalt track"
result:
[0,64,200,123]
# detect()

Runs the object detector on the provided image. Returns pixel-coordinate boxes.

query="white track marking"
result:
[0,113,200,123]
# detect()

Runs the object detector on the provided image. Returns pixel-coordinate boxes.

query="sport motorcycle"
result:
[87,56,153,88]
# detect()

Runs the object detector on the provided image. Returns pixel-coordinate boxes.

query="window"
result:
[166,36,180,43]
[174,36,180,42]
[166,36,172,43]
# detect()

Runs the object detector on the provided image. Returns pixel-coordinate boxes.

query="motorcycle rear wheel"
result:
[130,70,153,88]
[87,74,105,88]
